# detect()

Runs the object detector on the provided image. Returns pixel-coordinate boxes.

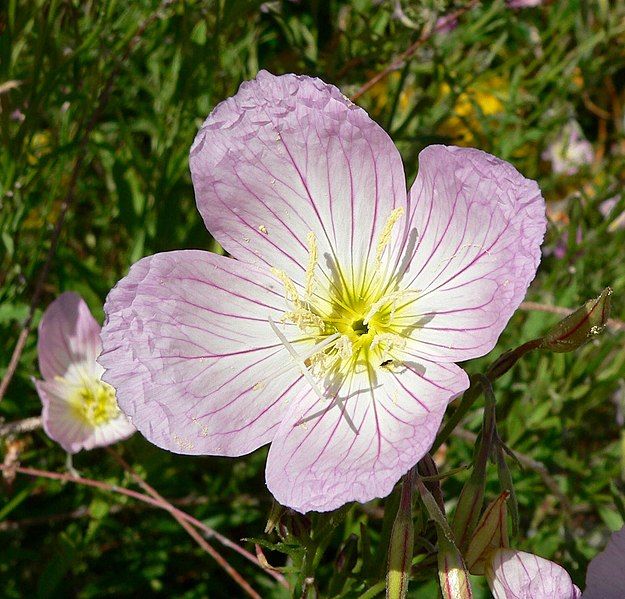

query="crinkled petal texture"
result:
[266,360,468,512]
[101,71,545,512]
[37,377,134,454]
[399,146,546,362]
[38,292,101,379]
[583,525,625,599]
[189,70,408,289]
[35,292,134,453]
[99,250,311,456]
[487,549,581,599]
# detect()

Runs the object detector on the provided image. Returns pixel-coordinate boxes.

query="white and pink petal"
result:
[583,525,625,599]
[37,292,102,380]
[189,70,409,292]
[486,549,581,599]
[265,358,468,512]
[99,250,309,457]
[36,378,132,454]
[397,145,546,362]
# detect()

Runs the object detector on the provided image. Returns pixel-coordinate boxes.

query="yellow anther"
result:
[272,267,300,305]
[71,380,120,427]
[374,207,404,268]
[305,231,318,300]
[284,308,325,333]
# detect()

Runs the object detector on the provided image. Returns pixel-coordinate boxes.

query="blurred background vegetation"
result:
[2,0,625,596]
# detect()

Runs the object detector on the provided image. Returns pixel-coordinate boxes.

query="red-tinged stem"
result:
[0,463,287,595]
[0,0,178,404]
[352,1,479,101]
[104,449,288,588]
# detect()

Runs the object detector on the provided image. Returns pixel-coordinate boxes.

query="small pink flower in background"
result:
[486,525,625,599]
[435,14,459,35]
[99,71,545,512]
[35,292,134,453]
[600,196,625,232]
[542,119,594,176]
[507,0,543,8]
[486,548,581,598]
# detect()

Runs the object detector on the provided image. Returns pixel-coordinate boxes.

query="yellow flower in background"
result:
[438,76,508,145]
[364,71,415,116]
[27,131,52,165]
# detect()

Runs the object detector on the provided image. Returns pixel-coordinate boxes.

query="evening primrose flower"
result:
[99,71,545,513]
[486,525,625,598]
[35,292,134,453]
[486,548,581,598]
[542,120,593,176]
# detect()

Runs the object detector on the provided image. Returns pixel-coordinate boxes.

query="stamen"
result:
[283,309,325,333]
[362,288,419,325]
[374,207,405,269]
[269,331,341,380]
[272,267,300,305]
[336,335,353,360]
[305,231,318,300]
[268,316,327,402]
[370,332,406,354]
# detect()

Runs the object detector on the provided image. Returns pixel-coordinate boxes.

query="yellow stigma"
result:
[70,380,120,427]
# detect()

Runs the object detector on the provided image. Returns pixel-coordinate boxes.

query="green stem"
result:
[359,580,386,599]
[431,380,482,453]
[433,338,542,453]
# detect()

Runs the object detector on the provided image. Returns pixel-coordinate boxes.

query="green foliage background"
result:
[1,0,625,596]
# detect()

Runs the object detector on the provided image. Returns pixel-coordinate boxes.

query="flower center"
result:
[270,208,417,394]
[351,318,369,336]
[71,380,120,427]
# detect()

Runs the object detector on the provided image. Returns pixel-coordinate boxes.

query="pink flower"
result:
[542,120,594,176]
[99,71,545,512]
[35,292,134,453]
[600,197,625,231]
[486,548,581,599]
[486,526,625,599]
[507,0,543,7]
[435,14,459,35]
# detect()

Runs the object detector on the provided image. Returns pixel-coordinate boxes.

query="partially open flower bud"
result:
[540,288,612,353]
[465,491,509,575]
[486,548,581,599]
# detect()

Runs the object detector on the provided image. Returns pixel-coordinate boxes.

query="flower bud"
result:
[438,536,474,599]
[386,471,414,599]
[540,288,612,353]
[264,500,285,535]
[417,477,474,598]
[451,379,496,552]
[465,491,509,575]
